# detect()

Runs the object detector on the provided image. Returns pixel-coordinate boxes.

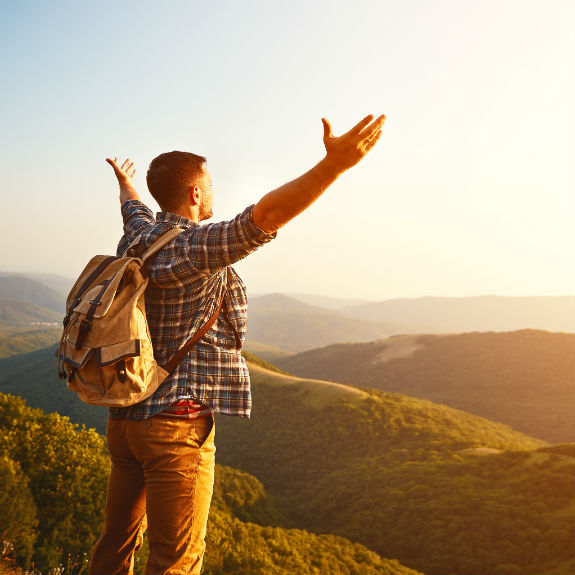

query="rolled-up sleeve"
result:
[121,200,155,235]
[185,204,276,273]
[117,200,156,256]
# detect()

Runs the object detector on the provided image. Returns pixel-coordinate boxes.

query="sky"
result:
[0,0,573,301]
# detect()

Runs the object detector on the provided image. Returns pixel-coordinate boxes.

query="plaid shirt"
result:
[109,200,276,420]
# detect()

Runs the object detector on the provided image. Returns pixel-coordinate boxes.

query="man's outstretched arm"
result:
[252,114,385,233]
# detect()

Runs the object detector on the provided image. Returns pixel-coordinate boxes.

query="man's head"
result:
[146,151,213,220]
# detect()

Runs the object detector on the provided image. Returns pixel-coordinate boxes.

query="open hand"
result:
[322,114,385,171]
[106,157,140,203]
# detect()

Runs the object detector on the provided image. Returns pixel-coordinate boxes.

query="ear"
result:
[188,186,201,206]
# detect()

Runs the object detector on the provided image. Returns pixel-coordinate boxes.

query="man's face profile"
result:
[198,165,214,221]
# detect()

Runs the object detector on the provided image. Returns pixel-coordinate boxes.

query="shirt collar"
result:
[155,211,199,229]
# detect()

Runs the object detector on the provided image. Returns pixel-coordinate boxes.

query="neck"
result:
[166,204,201,223]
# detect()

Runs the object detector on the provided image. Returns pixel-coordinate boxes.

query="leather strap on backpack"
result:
[141,228,185,261]
[66,256,120,320]
[122,227,185,260]
[75,278,112,350]
[162,291,226,375]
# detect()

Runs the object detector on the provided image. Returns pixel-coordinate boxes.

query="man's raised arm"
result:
[252,114,385,234]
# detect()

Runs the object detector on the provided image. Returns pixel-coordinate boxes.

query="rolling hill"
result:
[246,293,575,353]
[0,277,66,338]
[0,298,61,328]
[0,393,420,575]
[0,343,573,574]
[285,293,369,310]
[214,363,572,575]
[243,340,295,363]
[246,294,420,352]
[0,271,74,297]
[0,328,61,359]
[275,329,575,444]
[0,276,66,313]
[0,345,107,432]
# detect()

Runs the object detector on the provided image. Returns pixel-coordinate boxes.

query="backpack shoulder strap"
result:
[141,227,185,261]
[122,233,143,257]
[161,290,226,375]
[122,227,185,259]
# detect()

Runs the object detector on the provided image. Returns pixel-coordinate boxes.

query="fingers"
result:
[346,114,375,137]
[106,157,136,178]
[322,118,333,140]
[322,113,385,143]
[123,160,135,177]
[363,130,382,152]
[121,159,135,177]
[359,114,386,142]
[125,162,135,177]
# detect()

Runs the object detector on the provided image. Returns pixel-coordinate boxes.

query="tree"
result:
[0,455,38,568]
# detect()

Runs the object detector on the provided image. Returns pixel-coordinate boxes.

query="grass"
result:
[247,361,368,409]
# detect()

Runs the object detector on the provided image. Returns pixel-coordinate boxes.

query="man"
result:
[89,113,385,574]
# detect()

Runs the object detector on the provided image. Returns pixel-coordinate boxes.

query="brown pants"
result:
[90,415,215,575]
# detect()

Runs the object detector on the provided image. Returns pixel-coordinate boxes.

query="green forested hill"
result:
[0,344,107,432]
[276,329,575,443]
[0,328,61,359]
[0,394,109,572]
[213,364,574,575]
[1,345,573,574]
[0,393,420,575]
[243,340,295,363]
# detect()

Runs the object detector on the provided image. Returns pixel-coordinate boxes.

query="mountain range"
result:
[244,293,416,352]
[0,276,65,313]
[1,271,573,353]
[340,294,575,334]
[245,293,574,352]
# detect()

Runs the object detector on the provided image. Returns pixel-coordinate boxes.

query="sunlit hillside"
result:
[0,329,573,573]
[276,329,575,443]
[215,363,574,575]
[0,393,422,575]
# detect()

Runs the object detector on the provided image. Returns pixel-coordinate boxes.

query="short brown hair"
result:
[146,151,207,211]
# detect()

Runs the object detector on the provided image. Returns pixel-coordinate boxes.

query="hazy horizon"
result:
[1,268,574,304]
[1,0,573,301]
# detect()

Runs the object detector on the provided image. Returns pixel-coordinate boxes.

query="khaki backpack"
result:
[57,229,223,407]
